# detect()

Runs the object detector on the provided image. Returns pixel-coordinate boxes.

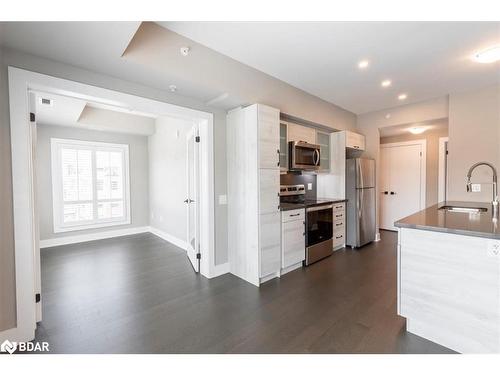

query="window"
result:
[51,138,130,233]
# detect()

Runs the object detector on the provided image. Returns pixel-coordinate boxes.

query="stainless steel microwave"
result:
[289,141,321,171]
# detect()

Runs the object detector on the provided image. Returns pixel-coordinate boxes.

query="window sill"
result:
[54,218,131,233]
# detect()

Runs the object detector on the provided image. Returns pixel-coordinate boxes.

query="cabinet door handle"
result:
[289,213,300,217]
[277,149,280,166]
[390,191,396,195]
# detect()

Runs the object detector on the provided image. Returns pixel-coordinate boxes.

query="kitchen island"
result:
[395,201,500,353]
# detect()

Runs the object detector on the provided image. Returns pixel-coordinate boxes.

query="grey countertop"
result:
[280,198,347,211]
[394,201,500,239]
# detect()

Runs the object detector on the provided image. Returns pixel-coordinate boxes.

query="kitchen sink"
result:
[439,205,488,213]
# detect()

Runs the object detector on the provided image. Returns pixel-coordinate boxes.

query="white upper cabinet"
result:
[316,131,331,172]
[287,123,317,144]
[259,106,280,169]
[345,130,365,151]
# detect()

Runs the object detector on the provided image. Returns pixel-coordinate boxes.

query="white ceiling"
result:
[1,22,499,116]
[160,22,500,114]
[35,91,156,136]
[379,118,448,138]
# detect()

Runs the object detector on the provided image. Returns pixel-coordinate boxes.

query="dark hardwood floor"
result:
[34,230,454,353]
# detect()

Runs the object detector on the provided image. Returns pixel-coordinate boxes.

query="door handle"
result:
[383,191,388,195]
[184,199,189,203]
[277,149,280,167]
[390,192,396,195]
[313,149,320,166]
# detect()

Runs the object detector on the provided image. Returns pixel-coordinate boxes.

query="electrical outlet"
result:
[471,184,481,192]
[487,241,500,257]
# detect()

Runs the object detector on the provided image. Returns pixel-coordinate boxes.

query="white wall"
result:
[148,116,193,244]
[36,124,150,241]
[447,85,500,202]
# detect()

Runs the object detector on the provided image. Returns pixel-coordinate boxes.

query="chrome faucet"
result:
[466,161,498,217]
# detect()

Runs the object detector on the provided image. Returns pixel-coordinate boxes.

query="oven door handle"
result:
[306,204,333,212]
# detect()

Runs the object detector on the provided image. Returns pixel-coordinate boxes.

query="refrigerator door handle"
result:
[360,188,364,219]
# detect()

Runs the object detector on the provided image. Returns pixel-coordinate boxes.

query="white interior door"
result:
[186,126,200,272]
[380,142,425,231]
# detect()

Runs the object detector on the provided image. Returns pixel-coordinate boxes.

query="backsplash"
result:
[280,172,317,200]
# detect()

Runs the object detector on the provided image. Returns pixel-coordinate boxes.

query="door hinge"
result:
[196,253,201,259]
[30,112,36,122]
[35,293,41,303]
[195,136,200,143]
[419,151,422,156]
[446,150,449,155]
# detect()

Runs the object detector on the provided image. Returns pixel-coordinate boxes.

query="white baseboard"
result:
[280,261,303,276]
[210,262,230,278]
[39,226,150,248]
[148,226,189,250]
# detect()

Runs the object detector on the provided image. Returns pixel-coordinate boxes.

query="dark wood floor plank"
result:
[34,230,454,354]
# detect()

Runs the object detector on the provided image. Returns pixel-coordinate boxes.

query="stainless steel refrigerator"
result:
[346,158,376,248]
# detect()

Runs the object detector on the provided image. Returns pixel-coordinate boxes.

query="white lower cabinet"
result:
[260,212,281,278]
[281,209,305,272]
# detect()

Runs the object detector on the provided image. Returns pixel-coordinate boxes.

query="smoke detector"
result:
[39,97,53,106]
[169,85,177,93]
[180,47,190,56]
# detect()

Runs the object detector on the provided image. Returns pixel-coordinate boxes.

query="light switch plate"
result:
[487,241,500,257]
[471,184,481,192]
[218,194,227,205]
[307,183,313,191]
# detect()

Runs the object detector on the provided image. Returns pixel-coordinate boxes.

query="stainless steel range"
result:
[280,184,334,266]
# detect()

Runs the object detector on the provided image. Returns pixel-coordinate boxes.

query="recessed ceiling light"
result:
[409,127,426,135]
[473,45,500,63]
[381,80,392,88]
[169,85,177,93]
[385,113,391,119]
[398,93,408,101]
[358,60,369,69]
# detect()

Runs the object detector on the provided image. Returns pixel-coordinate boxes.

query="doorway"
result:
[5,67,216,343]
[379,140,426,230]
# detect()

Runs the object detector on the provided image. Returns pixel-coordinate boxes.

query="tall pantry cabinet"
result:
[227,104,281,286]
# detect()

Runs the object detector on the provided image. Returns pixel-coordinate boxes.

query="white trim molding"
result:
[148,226,189,251]
[438,137,449,204]
[211,262,230,278]
[39,226,150,248]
